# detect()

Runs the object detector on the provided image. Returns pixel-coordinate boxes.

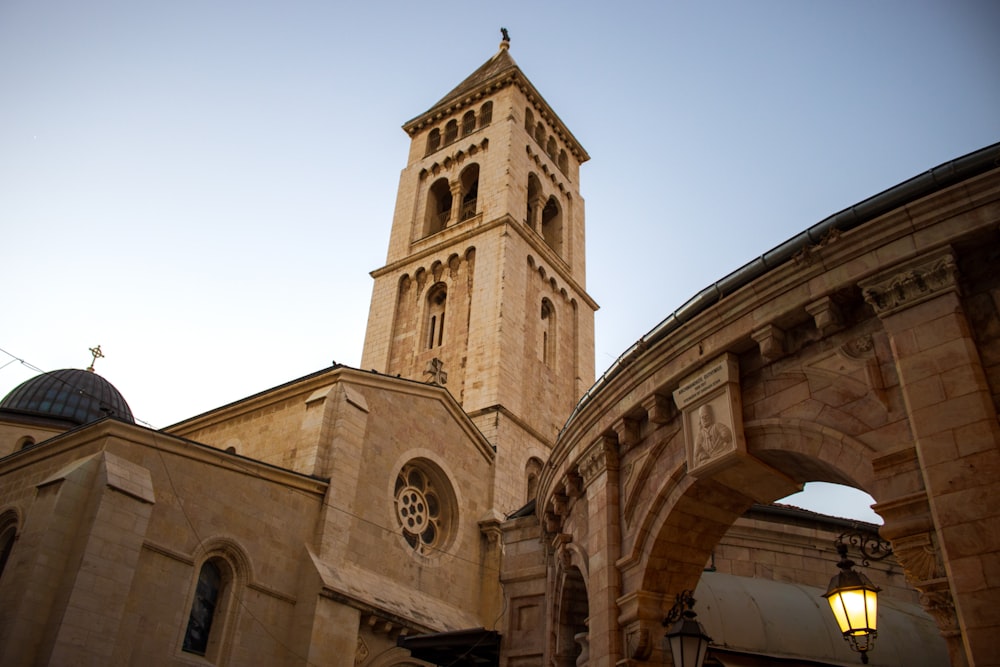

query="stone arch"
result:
[458,163,479,221]
[425,128,441,155]
[525,457,544,503]
[743,418,877,493]
[461,110,476,136]
[0,508,20,582]
[542,196,563,256]
[181,536,254,661]
[553,562,589,667]
[423,177,452,236]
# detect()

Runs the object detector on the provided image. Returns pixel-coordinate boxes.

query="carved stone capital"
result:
[918,578,962,638]
[579,436,618,484]
[860,248,959,317]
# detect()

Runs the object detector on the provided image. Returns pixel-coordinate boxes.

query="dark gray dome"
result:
[0,369,134,426]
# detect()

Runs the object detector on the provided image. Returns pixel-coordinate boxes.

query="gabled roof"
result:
[432,45,520,112]
[402,42,589,162]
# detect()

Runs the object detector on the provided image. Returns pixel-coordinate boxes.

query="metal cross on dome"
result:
[87,345,104,372]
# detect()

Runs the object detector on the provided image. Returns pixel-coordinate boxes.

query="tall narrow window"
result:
[444,119,458,144]
[479,101,493,127]
[183,559,226,656]
[0,516,17,581]
[541,298,555,367]
[426,284,447,349]
[525,458,543,503]
[462,111,476,136]
[558,149,569,174]
[459,164,480,221]
[524,107,534,133]
[534,122,545,145]
[546,136,557,160]
[426,128,441,154]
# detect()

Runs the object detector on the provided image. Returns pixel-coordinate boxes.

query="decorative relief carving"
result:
[693,404,734,465]
[918,579,962,638]
[793,228,842,265]
[673,354,746,476]
[892,532,943,583]
[356,636,369,664]
[624,623,652,661]
[579,437,618,484]
[860,248,959,317]
[840,334,875,359]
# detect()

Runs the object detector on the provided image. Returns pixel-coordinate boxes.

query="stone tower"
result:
[361,37,596,513]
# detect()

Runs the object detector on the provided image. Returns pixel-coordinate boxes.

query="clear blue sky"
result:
[2,1,998,522]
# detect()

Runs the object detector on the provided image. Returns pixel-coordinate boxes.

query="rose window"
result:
[394,464,446,555]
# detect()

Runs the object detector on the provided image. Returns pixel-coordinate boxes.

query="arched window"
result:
[16,436,35,450]
[534,122,545,145]
[541,298,555,367]
[0,513,17,582]
[479,101,493,127]
[546,136,557,160]
[558,149,569,174]
[524,107,534,133]
[182,558,232,657]
[542,196,563,256]
[426,283,447,349]
[444,119,458,144]
[426,128,441,155]
[525,458,543,503]
[459,164,479,221]
[424,178,452,236]
[462,111,476,136]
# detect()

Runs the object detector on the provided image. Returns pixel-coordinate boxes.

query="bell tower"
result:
[361,35,596,512]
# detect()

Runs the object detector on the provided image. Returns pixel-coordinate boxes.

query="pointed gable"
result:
[402,42,589,163]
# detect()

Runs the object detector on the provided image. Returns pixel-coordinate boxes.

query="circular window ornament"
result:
[394,462,453,556]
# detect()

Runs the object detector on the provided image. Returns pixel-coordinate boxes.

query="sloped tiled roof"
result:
[402,42,589,161]
[431,45,520,112]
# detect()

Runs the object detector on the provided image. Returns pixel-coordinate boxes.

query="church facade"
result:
[1,38,998,666]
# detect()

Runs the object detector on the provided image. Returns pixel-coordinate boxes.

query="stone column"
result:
[861,248,1000,666]
[580,437,622,667]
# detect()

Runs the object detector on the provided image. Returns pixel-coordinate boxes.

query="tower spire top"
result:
[500,27,510,50]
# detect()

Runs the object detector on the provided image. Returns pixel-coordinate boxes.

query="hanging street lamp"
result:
[822,532,891,664]
[663,590,712,667]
